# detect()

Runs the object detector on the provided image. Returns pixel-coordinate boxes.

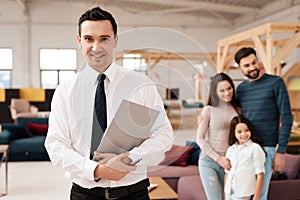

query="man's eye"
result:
[84,38,92,42]
[101,37,110,42]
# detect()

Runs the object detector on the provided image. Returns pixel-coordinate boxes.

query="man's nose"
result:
[92,41,103,52]
[249,64,256,70]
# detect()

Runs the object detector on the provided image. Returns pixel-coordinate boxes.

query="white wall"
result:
[0,1,230,91]
[0,1,299,100]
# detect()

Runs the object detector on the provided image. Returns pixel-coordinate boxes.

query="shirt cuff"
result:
[128,152,142,165]
[277,145,286,154]
[255,167,265,175]
[83,159,100,181]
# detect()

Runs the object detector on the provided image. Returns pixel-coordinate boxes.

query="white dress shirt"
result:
[225,140,265,197]
[45,62,173,188]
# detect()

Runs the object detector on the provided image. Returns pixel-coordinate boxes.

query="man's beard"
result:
[245,68,260,79]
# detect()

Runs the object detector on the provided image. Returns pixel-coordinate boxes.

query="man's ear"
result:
[77,35,82,48]
[113,35,119,48]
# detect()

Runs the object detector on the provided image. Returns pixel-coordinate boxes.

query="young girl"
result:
[224,115,265,200]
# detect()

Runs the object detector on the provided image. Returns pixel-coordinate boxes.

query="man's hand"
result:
[216,156,231,170]
[94,152,136,181]
[93,152,116,163]
[273,153,285,172]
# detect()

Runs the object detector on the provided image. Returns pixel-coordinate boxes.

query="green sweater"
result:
[236,74,293,154]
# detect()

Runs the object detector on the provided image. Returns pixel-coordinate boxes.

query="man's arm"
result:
[127,82,174,164]
[273,77,293,171]
[275,77,293,153]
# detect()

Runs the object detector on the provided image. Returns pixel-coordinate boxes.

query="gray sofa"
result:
[0,117,49,161]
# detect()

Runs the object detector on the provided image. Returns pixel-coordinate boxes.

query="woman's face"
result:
[216,80,233,103]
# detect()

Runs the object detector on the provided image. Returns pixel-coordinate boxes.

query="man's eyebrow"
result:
[99,35,112,38]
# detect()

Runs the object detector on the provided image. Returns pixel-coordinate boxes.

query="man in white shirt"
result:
[44,7,173,200]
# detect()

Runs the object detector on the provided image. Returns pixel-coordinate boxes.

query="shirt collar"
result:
[234,139,253,147]
[84,62,118,85]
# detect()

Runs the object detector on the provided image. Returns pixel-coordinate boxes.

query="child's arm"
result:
[253,172,264,200]
[224,173,228,200]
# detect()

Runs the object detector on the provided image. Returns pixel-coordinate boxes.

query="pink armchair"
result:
[9,98,39,121]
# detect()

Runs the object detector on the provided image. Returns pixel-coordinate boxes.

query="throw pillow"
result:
[160,145,195,166]
[283,154,300,179]
[186,141,201,165]
[27,122,49,136]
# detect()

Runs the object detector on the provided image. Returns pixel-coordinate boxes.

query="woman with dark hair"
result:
[224,115,265,200]
[196,72,241,199]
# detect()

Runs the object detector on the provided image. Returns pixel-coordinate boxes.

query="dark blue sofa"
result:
[0,117,49,161]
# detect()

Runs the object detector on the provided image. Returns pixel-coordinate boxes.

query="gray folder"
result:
[95,99,160,154]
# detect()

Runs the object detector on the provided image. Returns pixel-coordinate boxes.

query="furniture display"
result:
[148,144,300,200]
[148,177,178,200]
[0,117,49,161]
[0,145,8,196]
[164,100,202,130]
[0,89,55,123]
[9,98,39,121]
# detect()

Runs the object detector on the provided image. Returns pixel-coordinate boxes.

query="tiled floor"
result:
[0,162,71,200]
[0,129,197,200]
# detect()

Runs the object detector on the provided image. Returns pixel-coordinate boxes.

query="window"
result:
[0,48,13,88]
[40,49,77,88]
[122,54,147,75]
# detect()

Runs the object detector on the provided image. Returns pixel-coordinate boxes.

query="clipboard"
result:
[95,99,160,155]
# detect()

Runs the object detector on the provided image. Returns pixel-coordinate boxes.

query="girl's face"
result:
[234,123,251,145]
[216,80,233,103]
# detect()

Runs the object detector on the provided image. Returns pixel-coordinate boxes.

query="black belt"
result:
[72,178,150,199]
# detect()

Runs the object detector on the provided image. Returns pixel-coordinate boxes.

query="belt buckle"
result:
[104,188,117,200]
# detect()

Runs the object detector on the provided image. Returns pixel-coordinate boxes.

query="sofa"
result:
[0,117,49,161]
[148,143,300,200]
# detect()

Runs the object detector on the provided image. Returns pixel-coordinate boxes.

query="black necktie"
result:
[90,74,107,159]
[95,74,107,132]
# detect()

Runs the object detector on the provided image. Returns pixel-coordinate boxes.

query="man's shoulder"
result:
[262,73,282,81]
[236,80,249,91]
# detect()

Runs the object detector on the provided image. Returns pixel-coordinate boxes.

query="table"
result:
[0,145,8,196]
[148,177,178,200]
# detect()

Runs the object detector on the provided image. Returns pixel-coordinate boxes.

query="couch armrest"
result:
[0,130,11,144]
[1,124,31,140]
[30,105,39,113]
[9,106,17,120]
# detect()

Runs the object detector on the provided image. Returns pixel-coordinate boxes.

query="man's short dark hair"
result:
[78,7,117,37]
[234,47,257,65]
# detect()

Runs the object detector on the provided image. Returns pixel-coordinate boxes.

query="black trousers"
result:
[70,179,150,200]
